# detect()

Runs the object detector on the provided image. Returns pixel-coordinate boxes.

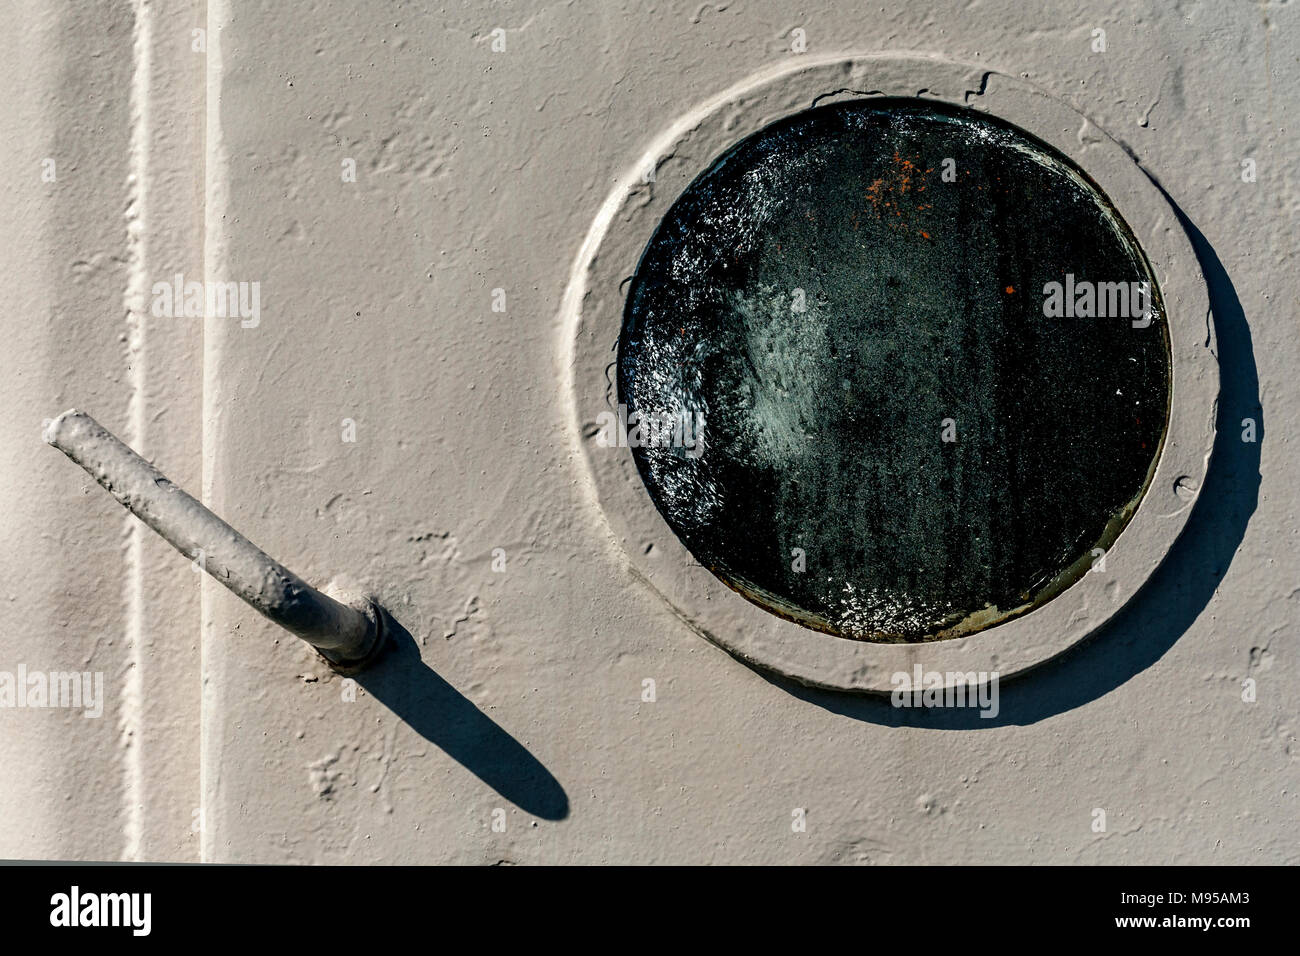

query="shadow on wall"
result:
[759,192,1262,729]
[356,614,570,820]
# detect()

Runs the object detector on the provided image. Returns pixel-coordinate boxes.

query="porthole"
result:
[620,98,1170,644]
[567,57,1216,691]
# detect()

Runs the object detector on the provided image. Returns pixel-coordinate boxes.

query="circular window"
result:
[566,58,1215,692]
[619,99,1170,643]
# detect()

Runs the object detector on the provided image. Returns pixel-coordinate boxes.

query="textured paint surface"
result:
[0,1,203,861]
[621,100,1170,641]
[2,0,1296,864]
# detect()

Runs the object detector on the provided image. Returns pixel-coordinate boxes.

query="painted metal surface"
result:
[1,1,1294,864]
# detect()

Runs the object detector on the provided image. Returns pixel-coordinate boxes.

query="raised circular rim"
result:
[561,54,1217,694]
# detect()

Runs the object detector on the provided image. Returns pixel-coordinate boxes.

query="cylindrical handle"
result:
[44,409,385,671]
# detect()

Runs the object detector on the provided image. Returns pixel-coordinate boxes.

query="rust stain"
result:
[861,152,934,235]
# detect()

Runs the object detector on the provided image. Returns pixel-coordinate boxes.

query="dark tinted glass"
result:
[620,99,1171,642]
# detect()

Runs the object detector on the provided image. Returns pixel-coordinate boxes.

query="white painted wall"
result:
[2,0,1295,863]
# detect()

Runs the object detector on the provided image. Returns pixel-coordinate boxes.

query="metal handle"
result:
[44,409,386,671]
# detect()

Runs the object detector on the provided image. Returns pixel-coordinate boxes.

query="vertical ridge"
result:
[200,0,226,866]
[120,0,154,863]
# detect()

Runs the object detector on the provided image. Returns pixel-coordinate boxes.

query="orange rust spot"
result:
[863,154,932,221]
